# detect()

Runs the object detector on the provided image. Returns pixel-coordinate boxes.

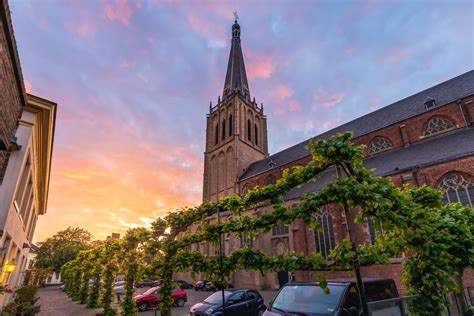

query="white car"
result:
[114,281,126,295]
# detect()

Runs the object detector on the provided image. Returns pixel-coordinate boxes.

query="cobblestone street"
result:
[38,286,277,316]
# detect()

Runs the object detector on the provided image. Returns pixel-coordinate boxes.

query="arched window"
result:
[228,115,233,137]
[313,206,336,259]
[437,172,474,207]
[242,184,250,195]
[214,124,219,145]
[222,119,226,141]
[424,117,455,136]
[367,137,392,155]
[272,223,289,236]
[247,119,252,141]
[254,124,259,145]
[265,175,277,185]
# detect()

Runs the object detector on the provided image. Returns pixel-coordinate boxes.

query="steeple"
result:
[223,17,250,100]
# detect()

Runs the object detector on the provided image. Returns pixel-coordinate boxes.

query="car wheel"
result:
[138,302,148,312]
[176,298,185,307]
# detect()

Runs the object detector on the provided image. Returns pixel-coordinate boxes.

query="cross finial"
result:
[233,10,239,22]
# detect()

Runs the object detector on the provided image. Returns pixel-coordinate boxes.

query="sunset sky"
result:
[10,0,473,242]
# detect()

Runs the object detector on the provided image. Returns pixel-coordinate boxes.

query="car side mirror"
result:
[348,307,359,316]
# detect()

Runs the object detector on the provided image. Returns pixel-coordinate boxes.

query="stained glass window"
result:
[367,137,392,155]
[313,206,336,259]
[437,173,474,207]
[424,117,455,136]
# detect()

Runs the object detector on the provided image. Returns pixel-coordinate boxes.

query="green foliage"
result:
[35,227,92,273]
[2,285,41,315]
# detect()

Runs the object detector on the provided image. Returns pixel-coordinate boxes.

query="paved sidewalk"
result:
[38,286,102,316]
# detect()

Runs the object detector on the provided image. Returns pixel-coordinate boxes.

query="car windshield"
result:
[271,284,345,315]
[204,291,233,305]
[114,282,125,286]
[143,287,159,295]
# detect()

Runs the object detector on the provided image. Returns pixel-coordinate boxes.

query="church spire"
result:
[223,16,250,100]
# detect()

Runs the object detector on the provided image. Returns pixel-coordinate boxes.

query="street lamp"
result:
[4,263,16,273]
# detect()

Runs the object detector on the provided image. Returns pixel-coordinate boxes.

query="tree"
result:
[35,227,92,273]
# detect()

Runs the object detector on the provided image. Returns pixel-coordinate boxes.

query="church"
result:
[194,18,474,295]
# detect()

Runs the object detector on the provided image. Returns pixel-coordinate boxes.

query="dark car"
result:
[174,279,193,289]
[134,279,159,288]
[189,289,266,316]
[134,286,187,311]
[204,281,235,291]
[264,278,400,316]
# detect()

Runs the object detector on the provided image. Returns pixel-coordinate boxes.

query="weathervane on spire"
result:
[233,10,239,22]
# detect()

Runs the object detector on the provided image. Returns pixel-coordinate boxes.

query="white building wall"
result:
[0,110,40,306]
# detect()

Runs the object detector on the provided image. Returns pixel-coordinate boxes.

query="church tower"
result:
[203,18,268,202]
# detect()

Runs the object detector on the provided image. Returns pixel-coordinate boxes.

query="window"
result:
[242,184,250,195]
[265,175,277,185]
[247,119,252,141]
[254,124,259,145]
[272,223,289,236]
[424,117,455,136]
[214,124,219,145]
[424,97,436,110]
[437,173,474,207]
[367,137,392,155]
[228,115,233,137]
[222,119,226,141]
[240,233,253,248]
[313,206,336,259]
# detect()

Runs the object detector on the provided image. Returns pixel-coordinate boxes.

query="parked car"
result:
[174,279,193,289]
[264,278,400,316]
[189,289,266,316]
[194,280,208,291]
[134,286,187,311]
[134,279,159,288]
[204,281,235,291]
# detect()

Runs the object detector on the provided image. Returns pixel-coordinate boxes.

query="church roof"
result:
[240,70,474,180]
[285,126,474,200]
[223,20,251,100]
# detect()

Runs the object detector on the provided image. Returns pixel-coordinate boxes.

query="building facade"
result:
[183,19,474,301]
[0,94,56,305]
[0,0,57,306]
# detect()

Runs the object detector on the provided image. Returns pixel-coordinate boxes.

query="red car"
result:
[134,286,187,311]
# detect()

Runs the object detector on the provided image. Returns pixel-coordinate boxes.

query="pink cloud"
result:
[119,58,136,68]
[269,84,293,101]
[246,51,276,80]
[65,19,97,38]
[103,0,133,25]
[384,48,410,64]
[314,90,346,109]
[272,99,302,117]
[24,80,32,93]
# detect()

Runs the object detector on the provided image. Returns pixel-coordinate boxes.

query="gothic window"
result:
[222,119,226,141]
[242,184,250,195]
[437,173,474,207]
[272,223,289,236]
[247,119,252,141]
[254,124,259,145]
[240,233,253,248]
[424,117,455,136]
[228,115,233,137]
[313,206,336,259]
[265,175,277,185]
[214,124,219,145]
[367,137,392,155]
